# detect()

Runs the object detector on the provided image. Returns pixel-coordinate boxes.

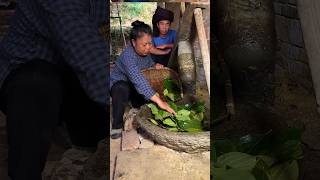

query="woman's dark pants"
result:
[110,81,145,129]
[0,60,108,180]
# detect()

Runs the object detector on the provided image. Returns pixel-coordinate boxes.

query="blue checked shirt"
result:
[110,45,156,100]
[0,0,108,107]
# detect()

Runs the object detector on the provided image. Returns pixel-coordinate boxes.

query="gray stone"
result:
[135,96,210,153]
[123,108,139,131]
[114,146,210,180]
[83,140,108,180]
[279,41,308,63]
[121,129,140,151]
[110,138,121,180]
[288,0,297,5]
[282,4,298,18]
[138,136,154,149]
[51,148,93,179]
[275,15,290,42]
[273,2,283,15]
[290,19,304,47]
[42,161,59,180]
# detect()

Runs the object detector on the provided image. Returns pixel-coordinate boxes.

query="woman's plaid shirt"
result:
[0,0,108,107]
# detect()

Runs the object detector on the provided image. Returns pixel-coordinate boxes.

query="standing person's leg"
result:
[129,83,147,108]
[110,81,130,138]
[60,67,108,148]
[0,60,63,180]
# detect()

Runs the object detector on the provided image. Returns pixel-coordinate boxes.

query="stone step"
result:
[121,129,140,151]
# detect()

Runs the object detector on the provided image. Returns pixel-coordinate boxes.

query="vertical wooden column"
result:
[194,8,210,94]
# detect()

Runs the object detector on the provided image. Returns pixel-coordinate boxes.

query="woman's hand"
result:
[150,94,176,115]
[157,101,176,115]
[154,63,164,69]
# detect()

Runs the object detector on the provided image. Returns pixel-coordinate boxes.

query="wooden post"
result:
[180,2,186,15]
[194,8,210,94]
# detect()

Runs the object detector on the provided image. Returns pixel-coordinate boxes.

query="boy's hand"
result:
[156,44,167,49]
[154,63,164,69]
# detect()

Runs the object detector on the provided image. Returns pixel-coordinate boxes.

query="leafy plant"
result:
[146,78,205,132]
[163,78,181,102]
[147,101,205,132]
[212,128,303,180]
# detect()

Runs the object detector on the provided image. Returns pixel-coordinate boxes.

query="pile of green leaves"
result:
[147,78,205,132]
[212,128,303,180]
[163,78,182,102]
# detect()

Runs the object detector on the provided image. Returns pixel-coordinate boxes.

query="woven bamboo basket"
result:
[141,67,183,100]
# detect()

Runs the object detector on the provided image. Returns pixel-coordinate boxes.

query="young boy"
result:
[150,7,176,66]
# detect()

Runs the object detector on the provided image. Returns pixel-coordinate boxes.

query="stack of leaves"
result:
[147,78,205,132]
[162,78,182,102]
[212,128,303,180]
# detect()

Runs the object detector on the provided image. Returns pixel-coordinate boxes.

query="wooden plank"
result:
[194,8,210,94]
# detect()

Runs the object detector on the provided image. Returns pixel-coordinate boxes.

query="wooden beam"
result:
[194,8,210,94]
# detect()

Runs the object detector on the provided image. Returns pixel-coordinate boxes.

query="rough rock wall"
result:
[272,0,318,122]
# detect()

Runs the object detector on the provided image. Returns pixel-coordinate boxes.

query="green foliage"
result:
[212,128,303,180]
[163,78,182,102]
[146,100,205,132]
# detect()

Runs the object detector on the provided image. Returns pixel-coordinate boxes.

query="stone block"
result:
[288,0,297,5]
[138,136,154,149]
[273,2,283,15]
[282,4,298,18]
[275,15,290,42]
[277,0,289,3]
[279,41,308,62]
[121,129,140,151]
[110,138,121,180]
[114,146,210,180]
[289,19,304,47]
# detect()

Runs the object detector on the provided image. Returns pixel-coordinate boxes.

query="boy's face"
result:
[157,20,171,36]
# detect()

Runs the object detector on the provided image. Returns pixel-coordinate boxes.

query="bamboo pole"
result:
[194,8,210,94]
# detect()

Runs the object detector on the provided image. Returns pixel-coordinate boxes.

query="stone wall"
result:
[272,0,319,129]
[273,0,313,92]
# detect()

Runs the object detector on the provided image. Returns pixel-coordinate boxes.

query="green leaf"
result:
[275,140,303,161]
[155,114,162,121]
[252,159,271,180]
[192,101,205,113]
[159,110,172,119]
[163,78,181,101]
[213,168,256,180]
[217,152,257,171]
[181,120,202,131]
[168,127,179,132]
[255,155,276,167]
[168,101,178,112]
[148,118,158,125]
[163,89,169,96]
[176,109,191,121]
[163,118,177,127]
[147,103,158,115]
[269,160,299,180]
